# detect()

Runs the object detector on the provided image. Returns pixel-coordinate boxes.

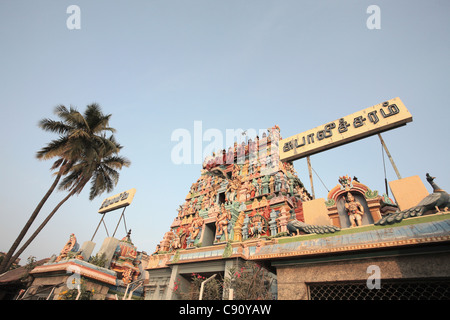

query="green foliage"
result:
[58,277,94,300]
[224,261,273,300]
[0,104,130,275]
[37,104,131,200]
[89,253,107,268]
[173,262,274,300]
[174,274,223,300]
[24,256,37,272]
[20,256,37,282]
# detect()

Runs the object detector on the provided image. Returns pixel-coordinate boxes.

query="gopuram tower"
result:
[154,125,312,253]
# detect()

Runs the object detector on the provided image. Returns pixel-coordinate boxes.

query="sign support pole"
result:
[112,206,127,238]
[91,214,106,241]
[377,133,402,180]
[307,156,315,199]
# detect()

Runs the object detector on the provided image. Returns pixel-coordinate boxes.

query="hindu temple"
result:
[144,124,450,300]
[9,120,450,300]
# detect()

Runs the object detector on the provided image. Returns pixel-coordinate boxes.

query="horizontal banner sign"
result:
[279,97,413,162]
[98,188,136,214]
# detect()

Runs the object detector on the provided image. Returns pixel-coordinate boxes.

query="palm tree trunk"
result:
[0,173,62,274]
[3,187,77,271]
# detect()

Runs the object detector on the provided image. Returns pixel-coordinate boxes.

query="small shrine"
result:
[325,175,383,228]
[110,230,141,285]
[24,231,147,300]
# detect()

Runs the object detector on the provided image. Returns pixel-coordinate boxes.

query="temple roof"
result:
[0,258,50,285]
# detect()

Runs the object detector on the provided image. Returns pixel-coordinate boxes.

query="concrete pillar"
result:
[165,265,180,300]
[223,260,237,300]
[389,175,429,211]
[242,215,249,240]
[80,241,96,261]
[303,198,332,225]
[269,209,278,236]
[96,237,120,268]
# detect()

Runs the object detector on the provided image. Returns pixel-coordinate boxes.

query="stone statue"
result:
[376,173,450,226]
[275,174,281,193]
[216,204,231,242]
[269,175,275,194]
[345,192,364,227]
[171,233,182,251]
[248,217,263,238]
[276,210,290,233]
[56,233,78,262]
[233,211,245,242]
[189,214,204,241]
[287,220,340,235]
[241,160,249,176]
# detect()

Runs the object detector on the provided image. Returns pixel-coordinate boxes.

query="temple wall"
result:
[28,274,110,300]
[276,251,450,300]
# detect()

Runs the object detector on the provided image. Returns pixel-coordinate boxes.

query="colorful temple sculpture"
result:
[153,126,314,255]
[325,175,385,228]
[110,230,142,285]
[155,127,311,253]
[146,126,450,300]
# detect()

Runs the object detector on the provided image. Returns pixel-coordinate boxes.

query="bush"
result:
[224,261,273,300]
[58,277,94,300]
[172,262,274,300]
[174,273,223,300]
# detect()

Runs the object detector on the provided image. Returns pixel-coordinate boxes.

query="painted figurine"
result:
[345,192,364,227]
[216,205,231,241]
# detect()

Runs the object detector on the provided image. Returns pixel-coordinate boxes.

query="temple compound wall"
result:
[276,251,450,300]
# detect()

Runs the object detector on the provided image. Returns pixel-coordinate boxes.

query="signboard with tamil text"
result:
[279,97,413,162]
[98,188,136,214]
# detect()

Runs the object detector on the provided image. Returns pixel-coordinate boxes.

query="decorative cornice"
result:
[249,235,450,261]
[30,260,117,285]
[146,214,450,268]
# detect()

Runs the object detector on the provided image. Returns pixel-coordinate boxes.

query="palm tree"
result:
[0,104,129,273]
[7,135,130,268]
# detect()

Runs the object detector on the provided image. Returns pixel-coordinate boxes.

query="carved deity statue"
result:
[56,233,77,262]
[189,214,204,241]
[233,211,245,242]
[269,175,275,194]
[226,176,241,202]
[216,204,231,241]
[344,192,364,227]
[248,217,263,238]
[171,232,182,250]
[276,209,290,233]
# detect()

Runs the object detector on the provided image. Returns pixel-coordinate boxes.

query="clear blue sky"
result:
[1,0,449,262]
